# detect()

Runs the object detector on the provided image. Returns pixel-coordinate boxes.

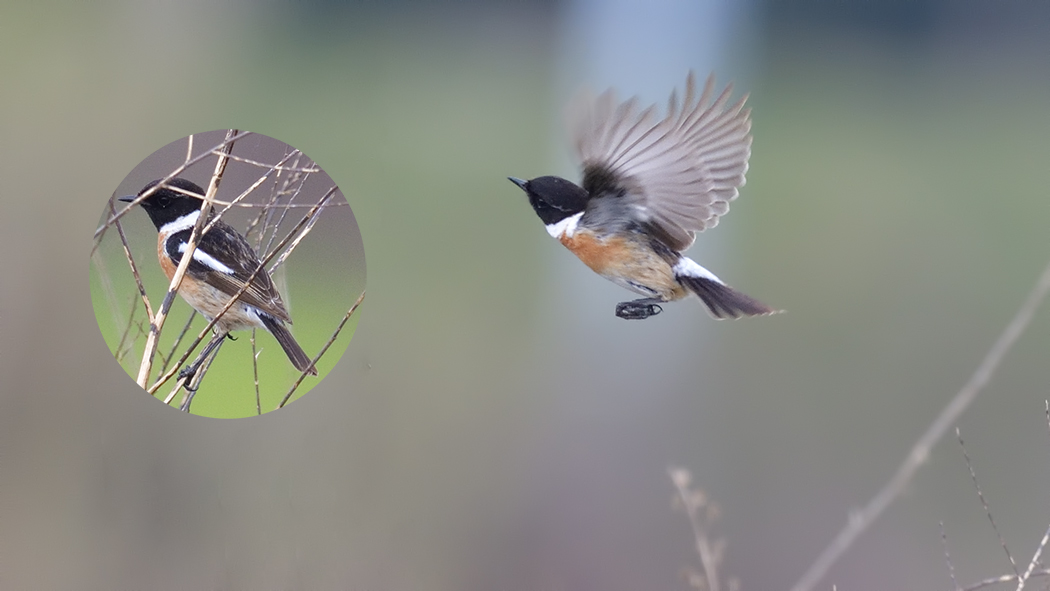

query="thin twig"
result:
[117,318,149,364]
[92,131,252,243]
[178,335,224,412]
[252,331,262,416]
[164,331,226,406]
[200,149,303,239]
[961,570,1050,591]
[213,151,320,173]
[191,201,347,209]
[158,311,198,376]
[669,467,721,591]
[263,165,310,257]
[269,185,333,273]
[941,521,961,591]
[1014,401,1050,591]
[113,295,139,365]
[245,159,295,247]
[278,289,366,408]
[957,427,1020,579]
[1017,525,1050,591]
[110,199,155,324]
[791,257,1050,591]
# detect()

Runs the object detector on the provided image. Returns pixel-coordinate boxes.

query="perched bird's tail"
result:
[673,257,776,319]
[260,315,318,375]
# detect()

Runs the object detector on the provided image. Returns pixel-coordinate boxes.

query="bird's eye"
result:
[158,196,170,207]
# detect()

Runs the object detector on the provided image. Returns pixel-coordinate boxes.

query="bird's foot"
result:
[615,299,663,320]
[177,365,199,389]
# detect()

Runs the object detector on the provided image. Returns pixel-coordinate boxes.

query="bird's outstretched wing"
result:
[570,72,752,252]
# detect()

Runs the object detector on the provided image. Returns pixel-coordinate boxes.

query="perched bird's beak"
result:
[507,177,528,191]
[118,195,135,203]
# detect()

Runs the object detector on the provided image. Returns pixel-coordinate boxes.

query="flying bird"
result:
[509,72,775,320]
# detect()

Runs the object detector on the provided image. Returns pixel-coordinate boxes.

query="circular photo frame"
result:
[90,130,366,417]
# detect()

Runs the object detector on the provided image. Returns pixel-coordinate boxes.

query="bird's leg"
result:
[615,298,664,320]
[178,331,228,386]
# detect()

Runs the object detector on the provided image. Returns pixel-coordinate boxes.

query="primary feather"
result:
[570,72,752,252]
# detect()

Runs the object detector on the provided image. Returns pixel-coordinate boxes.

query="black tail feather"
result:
[260,315,318,375]
[677,275,775,319]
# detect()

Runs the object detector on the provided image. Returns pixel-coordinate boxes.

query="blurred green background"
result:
[1,1,1049,590]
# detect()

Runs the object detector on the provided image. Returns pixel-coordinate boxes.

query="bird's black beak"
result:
[118,195,136,203]
[507,177,528,191]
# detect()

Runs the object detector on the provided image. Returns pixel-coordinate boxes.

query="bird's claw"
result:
[615,300,663,320]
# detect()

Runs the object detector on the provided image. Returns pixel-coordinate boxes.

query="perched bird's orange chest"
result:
[157,233,177,281]
[155,232,257,331]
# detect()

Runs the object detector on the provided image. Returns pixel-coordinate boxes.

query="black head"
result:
[508,175,590,226]
[120,178,207,231]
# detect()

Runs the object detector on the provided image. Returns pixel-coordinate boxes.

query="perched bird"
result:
[121,178,317,375]
[509,72,775,320]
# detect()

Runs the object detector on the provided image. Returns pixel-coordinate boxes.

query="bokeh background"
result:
[2,1,1049,589]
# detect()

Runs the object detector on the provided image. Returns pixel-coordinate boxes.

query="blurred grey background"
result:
[1,1,1049,589]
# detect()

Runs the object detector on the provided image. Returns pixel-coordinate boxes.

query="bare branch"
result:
[212,151,321,173]
[941,521,961,591]
[158,311,198,376]
[669,467,722,591]
[1016,524,1050,591]
[93,130,252,241]
[791,257,1050,591]
[279,289,366,408]
[176,333,225,412]
[252,331,262,415]
[956,427,1020,579]
[113,295,140,365]
[961,570,1050,591]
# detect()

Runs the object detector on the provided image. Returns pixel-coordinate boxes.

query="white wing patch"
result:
[673,257,723,285]
[178,241,235,275]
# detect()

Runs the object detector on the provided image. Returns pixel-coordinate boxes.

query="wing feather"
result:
[571,73,754,251]
[182,222,293,323]
[571,72,752,251]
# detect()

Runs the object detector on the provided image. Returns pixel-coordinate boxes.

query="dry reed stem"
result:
[93,131,252,243]
[792,257,1050,591]
[669,467,722,591]
[279,289,366,408]
[957,427,1019,580]
[134,129,238,388]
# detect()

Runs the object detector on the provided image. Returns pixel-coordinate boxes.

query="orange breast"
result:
[559,230,685,300]
[157,234,177,280]
[559,230,625,275]
[155,234,261,331]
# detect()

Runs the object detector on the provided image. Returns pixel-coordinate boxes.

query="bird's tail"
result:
[260,315,318,375]
[674,257,776,319]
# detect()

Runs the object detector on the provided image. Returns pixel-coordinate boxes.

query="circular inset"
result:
[91,130,365,417]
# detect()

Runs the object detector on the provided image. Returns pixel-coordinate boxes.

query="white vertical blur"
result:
[560,0,743,94]
[534,0,756,397]
[518,2,758,586]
